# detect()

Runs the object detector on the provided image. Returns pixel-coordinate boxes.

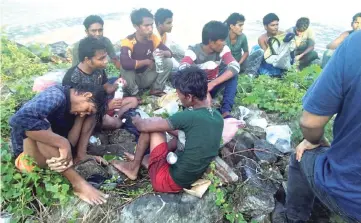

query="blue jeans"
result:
[286,147,359,223]
[210,70,238,114]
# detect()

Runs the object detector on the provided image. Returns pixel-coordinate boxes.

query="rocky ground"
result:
[20,41,339,223]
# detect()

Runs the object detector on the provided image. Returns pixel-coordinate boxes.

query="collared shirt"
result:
[10,85,75,157]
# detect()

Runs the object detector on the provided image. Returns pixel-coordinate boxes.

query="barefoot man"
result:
[112,66,224,192]
[10,84,109,205]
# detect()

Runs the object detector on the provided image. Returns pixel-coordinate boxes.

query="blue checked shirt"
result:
[10,85,75,157]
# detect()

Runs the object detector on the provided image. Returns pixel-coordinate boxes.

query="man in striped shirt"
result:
[179,21,240,118]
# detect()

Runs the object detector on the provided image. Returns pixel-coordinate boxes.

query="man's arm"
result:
[258,35,268,51]
[239,52,249,65]
[132,117,172,132]
[326,32,349,50]
[239,35,249,65]
[210,45,240,88]
[299,111,331,144]
[119,39,153,70]
[179,48,196,69]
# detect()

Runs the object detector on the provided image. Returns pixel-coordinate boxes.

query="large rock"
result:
[234,158,278,217]
[48,41,69,58]
[253,139,282,164]
[225,129,258,162]
[120,192,222,223]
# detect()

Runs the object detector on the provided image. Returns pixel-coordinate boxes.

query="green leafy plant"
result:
[207,162,248,223]
[0,141,71,222]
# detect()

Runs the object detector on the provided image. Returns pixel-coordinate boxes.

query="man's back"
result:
[303,31,361,218]
[167,107,223,188]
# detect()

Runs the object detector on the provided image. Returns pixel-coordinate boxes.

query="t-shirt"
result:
[302,31,361,220]
[226,34,249,62]
[120,33,171,73]
[167,107,224,188]
[180,43,240,80]
[71,37,116,67]
[10,86,75,157]
[62,66,108,88]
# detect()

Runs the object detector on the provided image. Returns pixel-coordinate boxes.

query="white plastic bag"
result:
[266,125,293,153]
[32,70,66,92]
[222,118,246,145]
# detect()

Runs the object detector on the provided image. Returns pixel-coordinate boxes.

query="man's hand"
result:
[156,50,171,58]
[295,54,303,61]
[46,146,73,172]
[207,82,216,92]
[108,98,123,110]
[296,137,330,162]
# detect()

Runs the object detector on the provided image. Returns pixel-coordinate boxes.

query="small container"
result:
[114,83,124,112]
[153,48,164,73]
[166,152,178,164]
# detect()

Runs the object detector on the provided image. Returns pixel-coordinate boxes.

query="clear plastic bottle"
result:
[153,48,164,73]
[114,83,124,112]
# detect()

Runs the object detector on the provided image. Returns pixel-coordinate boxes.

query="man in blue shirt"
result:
[10,84,109,205]
[285,31,361,222]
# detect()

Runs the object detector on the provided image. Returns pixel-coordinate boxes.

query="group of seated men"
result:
[8,7,361,222]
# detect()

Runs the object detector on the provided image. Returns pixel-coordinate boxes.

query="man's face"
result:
[352,17,361,31]
[86,49,108,69]
[86,23,104,39]
[159,17,173,33]
[136,17,154,38]
[176,89,192,107]
[296,29,305,36]
[265,20,279,36]
[230,21,244,35]
[209,39,226,53]
[71,92,97,118]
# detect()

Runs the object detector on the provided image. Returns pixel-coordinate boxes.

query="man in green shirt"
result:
[286,17,318,70]
[225,13,249,73]
[112,66,224,192]
[72,15,120,69]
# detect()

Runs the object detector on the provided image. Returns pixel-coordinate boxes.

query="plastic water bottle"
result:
[153,48,164,73]
[114,83,124,112]
[166,152,178,165]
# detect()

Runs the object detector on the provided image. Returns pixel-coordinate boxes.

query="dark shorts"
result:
[148,142,182,193]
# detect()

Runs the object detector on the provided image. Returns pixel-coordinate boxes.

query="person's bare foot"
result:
[111,160,139,180]
[73,181,109,205]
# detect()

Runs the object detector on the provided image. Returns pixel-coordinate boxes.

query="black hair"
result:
[352,12,361,22]
[78,37,106,62]
[172,66,208,100]
[74,83,107,123]
[83,15,104,30]
[296,17,310,32]
[130,8,153,26]
[155,8,173,26]
[263,13,279,26]
[225,13,245,28]
[202,21,228,45]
